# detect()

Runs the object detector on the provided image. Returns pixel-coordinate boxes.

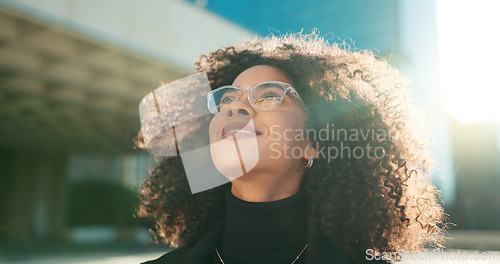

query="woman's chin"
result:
[210,136,260,181]
[211,151,260,181]
[212,155,244,181]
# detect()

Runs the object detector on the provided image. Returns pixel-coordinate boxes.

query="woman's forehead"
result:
[232,65,291,86]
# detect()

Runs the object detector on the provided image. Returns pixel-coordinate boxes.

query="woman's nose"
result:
[226,108,250,117]
[225,90,255,117]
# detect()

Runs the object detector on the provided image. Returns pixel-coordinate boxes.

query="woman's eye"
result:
[220,97,234,104]
[263,92,281,100]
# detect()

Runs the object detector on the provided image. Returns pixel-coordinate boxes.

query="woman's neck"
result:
[231,181,300,202]
[229,171,305,202]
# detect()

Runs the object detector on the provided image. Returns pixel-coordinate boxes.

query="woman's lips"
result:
[221,122,262,139]
[222,129,258,139]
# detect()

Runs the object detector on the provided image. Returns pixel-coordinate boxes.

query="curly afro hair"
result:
[136,31,449,260]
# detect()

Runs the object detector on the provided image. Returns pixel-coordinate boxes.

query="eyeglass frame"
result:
[206,81,308,114]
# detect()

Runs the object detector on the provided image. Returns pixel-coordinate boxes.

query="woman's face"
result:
[209,65,310,181]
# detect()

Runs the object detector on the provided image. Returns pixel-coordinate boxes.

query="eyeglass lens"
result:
[210,83,286,113]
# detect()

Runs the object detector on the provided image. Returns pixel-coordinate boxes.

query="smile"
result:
[223,129,259,139]
[221,123,263,139]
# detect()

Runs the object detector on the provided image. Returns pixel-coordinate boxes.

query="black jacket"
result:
[140,216,389,264]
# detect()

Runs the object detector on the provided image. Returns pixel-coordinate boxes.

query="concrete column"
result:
[6,150,39,243]
[5,150,69,243]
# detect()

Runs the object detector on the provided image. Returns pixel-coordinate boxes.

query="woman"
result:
[137,32,447,264]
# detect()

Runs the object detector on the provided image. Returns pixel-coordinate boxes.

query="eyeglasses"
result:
[207,81,307,114]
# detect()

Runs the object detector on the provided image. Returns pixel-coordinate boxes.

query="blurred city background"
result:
[0,0,499,263]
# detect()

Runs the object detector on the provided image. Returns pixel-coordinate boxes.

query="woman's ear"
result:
[303,143,319,160]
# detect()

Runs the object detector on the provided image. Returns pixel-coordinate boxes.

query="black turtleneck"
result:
[209,186,309,264]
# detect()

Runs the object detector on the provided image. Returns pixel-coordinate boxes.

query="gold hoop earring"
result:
[305,156,313,168]
[304,146,314,168]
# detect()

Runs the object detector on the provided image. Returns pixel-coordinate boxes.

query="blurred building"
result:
[0,0,251,244]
